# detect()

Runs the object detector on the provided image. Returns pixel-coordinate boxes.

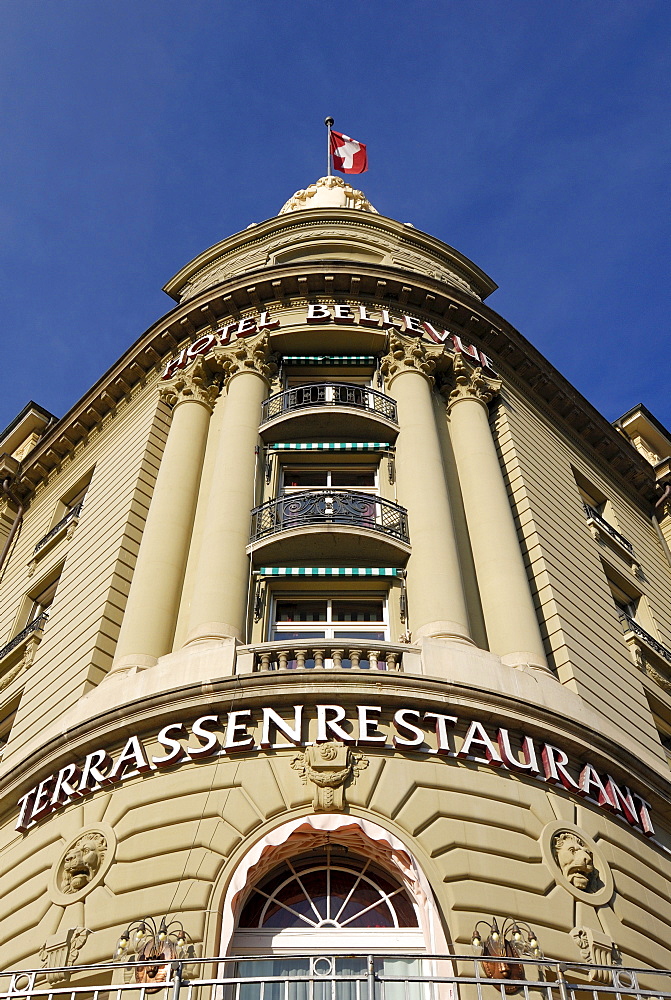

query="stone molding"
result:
[380,333,441,387]
[445,353,502,412]
[158,357,221,412]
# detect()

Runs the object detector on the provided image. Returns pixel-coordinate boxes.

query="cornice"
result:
[12,259,654,512]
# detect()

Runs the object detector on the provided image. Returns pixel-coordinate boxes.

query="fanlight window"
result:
[238,851,418,930]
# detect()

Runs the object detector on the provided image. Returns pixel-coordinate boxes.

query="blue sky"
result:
[1,0,669,433]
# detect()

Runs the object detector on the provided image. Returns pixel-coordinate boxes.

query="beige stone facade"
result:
[1,176,671,994]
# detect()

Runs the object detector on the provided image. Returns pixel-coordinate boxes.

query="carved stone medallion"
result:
[539,821,614,905]
[291,741,368,811]
[48,823,116,905]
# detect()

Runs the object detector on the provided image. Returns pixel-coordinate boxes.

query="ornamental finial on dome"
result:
[279,176,378,215]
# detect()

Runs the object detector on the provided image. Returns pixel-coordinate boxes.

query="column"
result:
[382,335,473,644]
[446,355,549,671]
[184,335,275,645]
[112,358,220,672]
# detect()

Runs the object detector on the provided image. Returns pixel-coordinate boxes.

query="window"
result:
[647,697,671,769]
[0,698,19,761]
[27,577,59,624]
[282,467,377,494]
[271,597,387,642]
[608,576,639,622]
[238,850,418,930]
[573,469,608,517]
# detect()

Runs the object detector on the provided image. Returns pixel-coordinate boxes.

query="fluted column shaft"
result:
[184,338,274,644]
[446,356,549,671]
[383,337,473,644]
[112,360,219,671]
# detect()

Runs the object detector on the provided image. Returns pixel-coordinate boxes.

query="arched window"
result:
[233,846,424,954]
[238,849,419,931]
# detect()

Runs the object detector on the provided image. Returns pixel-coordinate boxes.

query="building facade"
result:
[2,175,671,995]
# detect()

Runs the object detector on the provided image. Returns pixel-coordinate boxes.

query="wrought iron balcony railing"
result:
[34,500,85,554]
[261,382,398,425]
[619,613,671,665]
[583,503,634,556]
[250,639,408,672]
[250,491,409,544]
[0,611,49,663]
[2,951,670,1000]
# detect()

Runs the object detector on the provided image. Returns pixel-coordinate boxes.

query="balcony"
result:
[249,491,410,562]
[3,951,669,1000]
[620,613,671,695]
[0,612,49,665]
[237,639,420,675]
[29,501,85,575]
[260,383,398,442]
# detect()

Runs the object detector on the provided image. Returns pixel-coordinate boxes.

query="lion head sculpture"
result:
[551,831,598,892]
[60,833,107,894]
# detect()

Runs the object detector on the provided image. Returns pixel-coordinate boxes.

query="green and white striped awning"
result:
[257,567,401,577]
[267,442,391,452]
[282,356,375,366]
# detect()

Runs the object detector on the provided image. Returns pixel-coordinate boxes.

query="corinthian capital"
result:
[445,353,502,411]
[159,357,221,412]
[380,333,440,386]
[214,332,278,384]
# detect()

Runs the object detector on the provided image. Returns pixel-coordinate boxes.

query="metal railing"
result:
[0,612,48,663]
[34,501,85,554]
[250,492,409,544]
[261,384,398,425]
[250,639,407,672]
[2,952,671,1000]
[582,504,634,556]
[620,613,671,665]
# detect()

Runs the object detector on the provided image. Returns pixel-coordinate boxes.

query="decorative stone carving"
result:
[291,741,368,811]
[279,175,378,215]
[61,832,106,894]
[0,634,41,691]
[159,357,221,412]
[214,332,278,384]
[553,830,598,891]
[380,333,440,387]
[539,821,614,906]
[445,353,501,411]
[570,926,621,984]
[49,824,116,905]
[39,927,90,985]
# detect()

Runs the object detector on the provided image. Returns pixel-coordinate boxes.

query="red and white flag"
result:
[330,129,368,174]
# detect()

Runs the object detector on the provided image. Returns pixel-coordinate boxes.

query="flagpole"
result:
[324,116,334,177]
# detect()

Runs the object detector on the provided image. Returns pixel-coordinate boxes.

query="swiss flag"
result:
[330,129,368,174]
